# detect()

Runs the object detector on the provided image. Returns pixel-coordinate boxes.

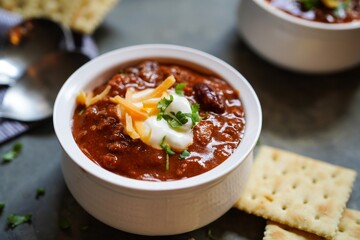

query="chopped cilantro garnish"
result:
[207,228,216,240]
[157,95,201,129]
[301,0,320,10]
[7,213,32,228]
[334,1,350,17]
[36,188,45,199]
[179,150,190,159]
[165,154,169,172]
[0,203,5,214]
[187,103,201,128]
[175,83,186,96]
[163,111,189,128]
[59,218,71,230]
[157,95,189,128]
[2,142,22,163]
[205,111,210,119]
[78,108,85,115]
[160,136,175,155]
[160,136,175,171]
[157,95,174,120]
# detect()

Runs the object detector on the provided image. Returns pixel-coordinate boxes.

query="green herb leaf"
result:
[157,95,201,129]
[301,0,320,10]
[205,111,210,119]
[163,111,189,128]
[0,203,5,214]
[7,214,32,228]
[157,95,173,112]
[186,103,201,128]
[207,228,216,240]
[160,136,175,155]
[78,108,85,115]
[157,95,174,121]
[179,150,190,159]
[2,142,22,163]
[157,94,191,129]
[36,188,45,199]
[334,1,350,18]
[174,111,189,125]
[165,154,170,171]
[59,218,71,230]
[160,136,175,171]
[175,83,186,96]
[162,114,180,128]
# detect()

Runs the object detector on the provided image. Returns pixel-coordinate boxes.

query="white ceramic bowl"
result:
[53,44,262,235]
[238,0,360,73]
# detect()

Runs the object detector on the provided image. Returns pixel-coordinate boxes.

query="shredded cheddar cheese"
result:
[134,121,152,142]
[77,75,177,140]
[132,75,176,102]
[125,112,140,139]
[76,91,87,105]
[321,0,338,8]
[109,76,176,139]
[76,85,111,107]
[125,87,135,101]
[89,85,111,106]
[115,104,123,121]
[142,98,162,109]
[110,96,148,120]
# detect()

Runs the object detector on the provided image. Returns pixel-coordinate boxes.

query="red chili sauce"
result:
[72,61,245,181]
[266,0,360,23]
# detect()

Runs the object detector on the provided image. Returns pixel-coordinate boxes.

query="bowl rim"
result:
[53,44,262,192]
[252,0,360,30]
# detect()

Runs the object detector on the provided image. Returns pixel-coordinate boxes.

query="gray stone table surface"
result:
[0,0,359,239]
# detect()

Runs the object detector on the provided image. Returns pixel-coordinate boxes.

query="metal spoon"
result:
[0,51,90,121]
[0,18,65,85]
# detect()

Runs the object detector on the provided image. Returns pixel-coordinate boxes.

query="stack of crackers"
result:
[0,0,118,34]
[235,146,359,240]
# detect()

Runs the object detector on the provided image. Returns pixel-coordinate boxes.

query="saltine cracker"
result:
[0,0,118,34]
[264,209,360,240]
[235,146,357,239]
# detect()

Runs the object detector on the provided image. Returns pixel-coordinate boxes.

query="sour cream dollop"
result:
[142,92,194,151]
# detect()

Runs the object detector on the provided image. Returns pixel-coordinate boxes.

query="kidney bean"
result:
[193,83,225,113]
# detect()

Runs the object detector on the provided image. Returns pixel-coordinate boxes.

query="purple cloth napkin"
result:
[0,9,97,144]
